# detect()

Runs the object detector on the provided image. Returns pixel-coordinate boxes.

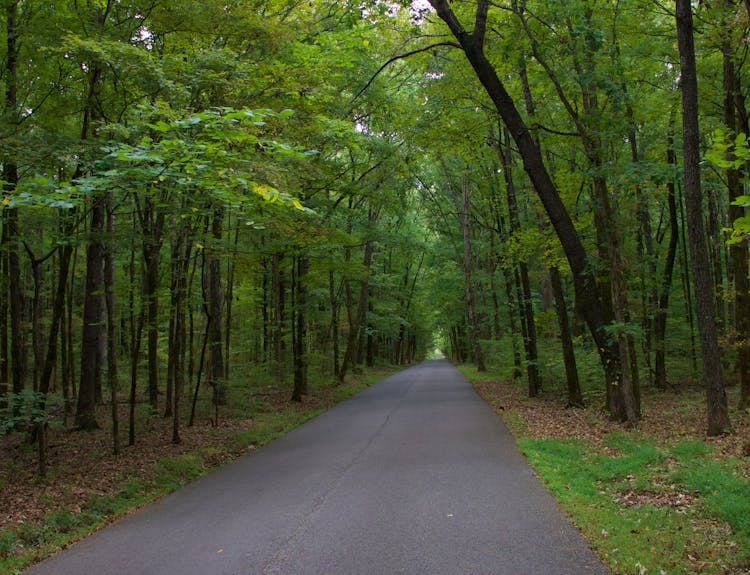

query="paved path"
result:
[26,360,607,575]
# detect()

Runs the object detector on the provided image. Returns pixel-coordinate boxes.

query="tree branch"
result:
[474,0,490,50]
[351,42,461,103]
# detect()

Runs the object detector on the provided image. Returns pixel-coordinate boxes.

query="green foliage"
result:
[705,129,750,244]
[0,391,51,433]
[705,129,750,170]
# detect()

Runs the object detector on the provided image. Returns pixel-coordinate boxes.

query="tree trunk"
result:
[136,195,165,412]
[128,211,144,446]
[723,35,750,410]
[105,192,119,454]
[271,252,285,380]
[550,266,583,407]
[224,220,239,385]
[654,110,679,390]
[676,0,731,435]
[329,270,340,377]
[169,217,191,444]
[499,127,539,393]
[460,177,486,372]
[428,0,623,409]
[291,255,308,402]
[206,206,226,407]
[340,208,378,381]
[707,187,726,334]
[3,0,26,416]
[76,191,105,431]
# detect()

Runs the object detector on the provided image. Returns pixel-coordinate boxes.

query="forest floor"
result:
[472,373,750,575]
[472,377,750,459]
[0,367,398,573]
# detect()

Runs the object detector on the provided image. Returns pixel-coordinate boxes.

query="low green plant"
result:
[670,441,750,562]
[232,410,323,450]
[518,435,742,574]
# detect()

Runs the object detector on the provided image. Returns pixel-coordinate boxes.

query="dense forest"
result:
[0,0,748,475]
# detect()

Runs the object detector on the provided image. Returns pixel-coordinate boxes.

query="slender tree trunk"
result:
[329,270,340,377]
[105,192,119,454]
[38,220,73,399]
[224,220,239,385]
[627,105,658,384]
[489,238,502,340]
[25,248,44,393]
[206,206,226,407]
[272,252,285,380]
[549,266,583,407]
[189,318,209,427]
[654,111,680,390]
[292,255,308,402]
[137,196,165,412]
[3,0,25,416]
[64,242,78,419]
[428,0,625,415]
[169,218,190,444]
[460,177,486,372]
[676,0,731,435]
[707,187,726,334]
[498,127,539,392]
[128,211,144,446]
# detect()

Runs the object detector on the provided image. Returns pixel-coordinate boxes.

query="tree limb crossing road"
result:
[26,360,608,575]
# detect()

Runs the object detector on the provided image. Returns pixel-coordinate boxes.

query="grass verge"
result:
[464,365,750,575]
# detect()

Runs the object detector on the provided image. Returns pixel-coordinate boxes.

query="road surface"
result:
[25,360,607,575]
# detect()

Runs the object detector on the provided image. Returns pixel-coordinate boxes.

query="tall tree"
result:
[426,0,634,423]
[675,0,731,435]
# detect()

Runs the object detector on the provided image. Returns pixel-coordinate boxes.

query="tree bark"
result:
[675,0,731,435]
[3,0,26,416]
[206,206,226,407]
[549,266,583,407]
[723,31,750,409]
[135,195,165,412]
[76,191,105,430]
[460,177,486,372]
[271,252,285,380]
[499,126,539,392]
[329,270,340,377]
[428,0,624,412]
[292,255,308,402]
[105,192,119,454]
[654,110,679,390]
[340,209,377,381]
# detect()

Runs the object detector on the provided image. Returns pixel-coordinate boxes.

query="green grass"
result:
[670,441,750,562]
[517,434,749,574]
[462,365,749,574]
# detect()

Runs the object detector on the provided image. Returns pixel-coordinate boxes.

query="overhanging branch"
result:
[350,42,461,103]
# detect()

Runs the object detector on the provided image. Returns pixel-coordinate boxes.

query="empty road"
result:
[25,360,607,575]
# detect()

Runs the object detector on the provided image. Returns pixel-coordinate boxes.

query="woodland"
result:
[0,0,749,568]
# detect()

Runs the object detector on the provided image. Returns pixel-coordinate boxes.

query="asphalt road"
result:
[25,360,608,575]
